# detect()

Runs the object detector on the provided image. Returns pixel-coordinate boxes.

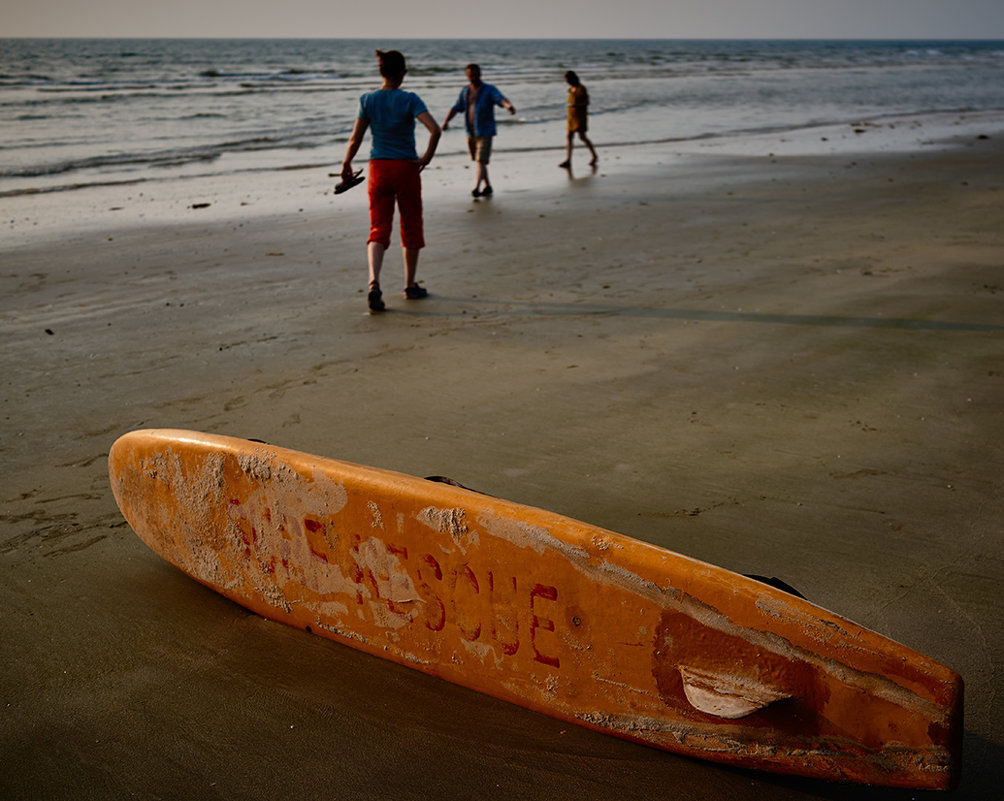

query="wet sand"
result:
[2,115,1003,799]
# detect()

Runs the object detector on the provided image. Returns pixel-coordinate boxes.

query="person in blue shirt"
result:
[341,50,441,312]
[442,64,516,198]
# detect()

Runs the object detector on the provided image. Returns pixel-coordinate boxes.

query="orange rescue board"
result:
[108,429,962,789]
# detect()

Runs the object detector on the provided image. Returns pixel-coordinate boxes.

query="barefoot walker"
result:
[341,50,441,312]
[559,70,597,169]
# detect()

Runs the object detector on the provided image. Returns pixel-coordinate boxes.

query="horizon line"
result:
[4,35,1004,42]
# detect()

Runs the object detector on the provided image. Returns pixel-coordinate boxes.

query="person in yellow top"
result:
[558,70,598,169]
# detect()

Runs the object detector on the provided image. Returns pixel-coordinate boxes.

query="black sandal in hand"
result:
[335,170,365,194]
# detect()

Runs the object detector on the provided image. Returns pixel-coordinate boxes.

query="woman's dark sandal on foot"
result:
[368,282,385,312]
[404,285,428,300]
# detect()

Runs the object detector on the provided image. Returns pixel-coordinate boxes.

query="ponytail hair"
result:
[376,50,406,79]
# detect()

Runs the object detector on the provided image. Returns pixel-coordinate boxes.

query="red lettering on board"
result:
[488,571,520,656]
[453,565,482,641]
[530,584,560,668]
[383,543,412,615]
[418,554,446,631]
[302,518,331,563]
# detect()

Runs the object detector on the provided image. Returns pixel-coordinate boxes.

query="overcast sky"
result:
[5,0,1004,39]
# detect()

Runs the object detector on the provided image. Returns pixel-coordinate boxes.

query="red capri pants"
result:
[367,159,424,250]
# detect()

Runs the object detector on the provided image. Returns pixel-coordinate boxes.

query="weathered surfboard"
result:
[108,429,963,789]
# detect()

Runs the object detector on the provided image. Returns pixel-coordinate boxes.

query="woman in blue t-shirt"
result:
[341,50,441,312]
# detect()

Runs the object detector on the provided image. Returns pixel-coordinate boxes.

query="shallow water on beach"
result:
[2,38,1003,195]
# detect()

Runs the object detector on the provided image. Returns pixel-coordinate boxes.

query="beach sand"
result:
[2,114,1003,799]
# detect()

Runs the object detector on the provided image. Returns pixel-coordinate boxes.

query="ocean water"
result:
[2,38,1003,196]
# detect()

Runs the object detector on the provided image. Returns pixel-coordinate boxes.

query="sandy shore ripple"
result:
[2,112,1003,800]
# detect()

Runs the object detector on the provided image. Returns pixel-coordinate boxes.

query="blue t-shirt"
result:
[358,89,428,160]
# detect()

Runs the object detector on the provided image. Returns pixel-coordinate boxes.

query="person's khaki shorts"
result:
[467,136,493,164]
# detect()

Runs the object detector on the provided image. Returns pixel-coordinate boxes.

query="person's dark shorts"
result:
[467,136,493,164]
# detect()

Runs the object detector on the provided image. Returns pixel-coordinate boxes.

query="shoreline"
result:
[2,113,1003,800]
[3,108,1002,244]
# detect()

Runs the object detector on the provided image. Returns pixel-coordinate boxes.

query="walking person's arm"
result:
[341,117,369,181]
[442,106,458,131]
